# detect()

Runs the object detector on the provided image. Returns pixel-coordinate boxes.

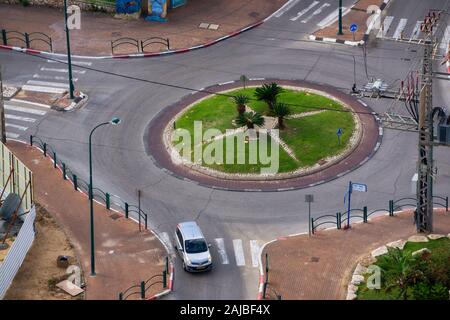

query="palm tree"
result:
[254,82,284,112]
[272,102,291,129]
[233,94,250,115]
[235,111,265,130]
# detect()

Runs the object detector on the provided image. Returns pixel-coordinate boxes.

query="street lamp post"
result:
[88,117,121,276]
[338,0,343,35]
[63,0,75,99]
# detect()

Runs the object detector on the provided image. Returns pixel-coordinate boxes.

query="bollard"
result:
[262,282,267,300]
[105,193,110,210]
[265,253,269,283]
[363,206,368,223]
[145,213,148,230]
[165,256,169,274]
[162,270,167,288]
[125,202,129,219]
[446,196,448,212]
[119,292,123,300]
[25,33,30,48]
[62,163,66,180]
[2,29,7,45]
[389,200,394,216]
[53,152,57,168]
[30,135,33,146]
[43,143,47,157]
[73,174,78,190]
[311,218,315,234]
[336,212,341,229]
[140,281,145,299]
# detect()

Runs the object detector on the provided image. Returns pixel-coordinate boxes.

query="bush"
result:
[413,282,449,300]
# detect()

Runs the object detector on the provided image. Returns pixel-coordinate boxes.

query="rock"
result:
[359,255,377,267]
[371,245,388,258]
[412,248,431,257]
[408,235,429,243]
[353,263,367,276]
[346,292,357,300]
[386,239,407,250]
[351,275,365,285]
[427,234,446,240]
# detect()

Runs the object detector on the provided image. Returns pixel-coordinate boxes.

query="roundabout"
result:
[146,79,383,192]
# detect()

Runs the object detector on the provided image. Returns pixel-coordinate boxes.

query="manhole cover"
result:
[109,213,122,220]
[311,257,320,263]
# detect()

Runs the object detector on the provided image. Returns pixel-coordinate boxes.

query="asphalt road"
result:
[1,0,450,300]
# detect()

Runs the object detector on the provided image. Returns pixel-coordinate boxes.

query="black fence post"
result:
[49,38,53,52]
[43,143,47,157]
[1,29,7,45]
[167,38,170,50]
[30,135,33,146]
[105,193,110,210]
[140,281,145,300]
[62,162,66,179]
[336,212,341,229]
[265,253,269,283]
[165,256,169,274]
[389,200,394,216]
[162,270,167,288]
[53,152,57,168]
[446,196,448,212]
[119,292,123,300]
[262,282,267,300]
[311,217,315,234]
[145,213,148,230]
[125,202,129,219]
[25,32,30,48]
[363,206,368,223]
[73,174,78,190]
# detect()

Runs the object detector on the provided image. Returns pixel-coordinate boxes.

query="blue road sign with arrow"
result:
[337,128,343,145]
[350,23,358,33]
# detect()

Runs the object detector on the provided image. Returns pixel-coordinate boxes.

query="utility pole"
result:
[63,0,75,99]
[0,65,6,144]
[337,0,343,35]
[415,10,441,232]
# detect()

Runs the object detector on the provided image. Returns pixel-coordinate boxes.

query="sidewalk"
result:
[7,140,168,300]
[0,0,286,56]
[262,209,450,300]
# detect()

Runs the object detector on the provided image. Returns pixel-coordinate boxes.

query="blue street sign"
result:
[345,181,368,228]
[350,23,358,33]
[352,182,368,192]
[337,128,343,145]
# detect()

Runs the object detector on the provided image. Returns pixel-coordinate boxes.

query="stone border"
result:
[346,232,450,300]
[145,79,381,192]
[162,85,362,181]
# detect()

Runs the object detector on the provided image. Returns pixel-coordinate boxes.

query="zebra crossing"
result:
[4,59,92,140]
[161,232,263,268]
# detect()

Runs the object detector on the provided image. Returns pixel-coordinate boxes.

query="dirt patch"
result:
[4,203,84,300]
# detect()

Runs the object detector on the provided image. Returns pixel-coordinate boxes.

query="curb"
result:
[309,0,392,47]
[7,138,175,300]
[0,20,264,60]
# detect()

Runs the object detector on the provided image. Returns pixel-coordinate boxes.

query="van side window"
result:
[176,229,184,249]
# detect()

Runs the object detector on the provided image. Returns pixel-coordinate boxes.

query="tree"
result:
[255,82,283,112]
[377,248,424,300]
[233,94,250,115]
[272,102,291,129]
[235,111,265,130]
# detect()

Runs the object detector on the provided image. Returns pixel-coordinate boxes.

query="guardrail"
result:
[111,36,170,54]
[29,135,148,231]
[119,257,169,300]
[1,29,53,52]
[311,197,448,234]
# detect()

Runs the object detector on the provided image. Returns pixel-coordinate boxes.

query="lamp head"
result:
[110,117,121,125]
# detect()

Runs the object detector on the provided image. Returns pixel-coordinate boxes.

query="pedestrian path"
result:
[160,232,263,268]
[5,59,92,140]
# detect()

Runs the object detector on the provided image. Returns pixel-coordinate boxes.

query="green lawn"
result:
[174,87,355,174]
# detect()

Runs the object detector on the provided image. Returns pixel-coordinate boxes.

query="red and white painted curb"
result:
[0,20,263,60]
[8,137,174,300]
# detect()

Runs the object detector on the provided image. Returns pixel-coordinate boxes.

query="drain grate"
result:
[311,257,320,263]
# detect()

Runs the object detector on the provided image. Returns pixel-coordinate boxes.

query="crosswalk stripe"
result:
[250,240,260,268]
[290,1,319,22]
[4,104,47,115]
[232,239,246,266]
[301,2,330,24]
[6,132,20,139]
[47,59,92,66]
[214,238,229,264]
[40,67,86,74]
[6,123,28,131]
[33,74,78,82]
[10,99,51,109]
[275,0,301,18]
[377,16,394,38]
[440,26,450,51]
[27,80,70,88]
[317,6,350,28]
[22,85,66,94]
[409,21,422,41]
[392,18,408,40]
[160,232,174,253]
[5,114,37,122]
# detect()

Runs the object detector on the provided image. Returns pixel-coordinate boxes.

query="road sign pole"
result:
[63,0,75,99]
[338,0,343,35]
[347,181,352,228]
[308,201,311,237]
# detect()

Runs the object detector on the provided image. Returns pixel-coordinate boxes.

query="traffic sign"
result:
[337,128,343,145]
[352,183,368,192]
[350,23,358,33]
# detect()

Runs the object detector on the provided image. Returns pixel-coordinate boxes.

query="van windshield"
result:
[185,239,208,254]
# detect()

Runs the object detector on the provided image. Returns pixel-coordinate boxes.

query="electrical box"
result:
[438,125,450,144]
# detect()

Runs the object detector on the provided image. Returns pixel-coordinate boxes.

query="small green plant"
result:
[232,94,250,115]
[272,102,291,129]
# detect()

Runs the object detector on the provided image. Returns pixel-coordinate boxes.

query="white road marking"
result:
[301,3,330,24]
[392,18,408,40]
[377,16,394,38]
[439,26,450,52]
[214,238,229,264]
[5,114,36,122]
[160,232,174,253]
[317,6,350,28]
[232,239,246,266]
[409,21,422,41]
[6,132,20,139]
[10,99,51,109]
[22,85,66,94]
[33,74,78,82]
[4,104,47,115]
[275,0,301,18]
[250,240,260,268]
[290,1,319,22]
[5,123,28,131]
[47,59,92,66]
[40,67,86,74]
[26,80,69,88]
